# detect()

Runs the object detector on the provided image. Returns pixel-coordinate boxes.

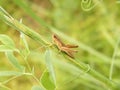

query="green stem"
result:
[24,59,31,72]
[0,83,12,90]
[24,73,42,86]
[0,7,49,46]
[2,75,22,84]
[68,57,120,89]
[109,38,120,80]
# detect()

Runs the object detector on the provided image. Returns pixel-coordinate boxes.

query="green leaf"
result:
[40,70,56,90]
[31,85,45,90]
[0,45,18,52]
[0,34,15,47]
[5,52,24,72]
[20,32,30,60]
[40,50,56,90]
[45,50,56,85]
[0,71,22,76]
[0,34,18,52]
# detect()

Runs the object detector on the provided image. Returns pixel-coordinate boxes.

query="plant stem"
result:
[68,57,120,89]
[2,75,22,84]
[24,59,31,72]
[0,6,49,46]
[24,73,42,86]
[0,83,12,90]
[109,38,120,80]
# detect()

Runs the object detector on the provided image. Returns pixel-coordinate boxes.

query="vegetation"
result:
[0,0,120,90]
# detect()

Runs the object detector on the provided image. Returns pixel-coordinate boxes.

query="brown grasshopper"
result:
[52,34,78,58]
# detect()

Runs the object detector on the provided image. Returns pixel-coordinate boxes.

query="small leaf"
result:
[40,70,55,90]
[0,34,15,47]
[0,71,22,76]
[44,50,56,85]
[0,34,18,52]
[31,66,35,75]
[0,45,18,52]
[40,50,56,90]
[20,32,30,60]
[5,51,24,72]
[31,85,45,90]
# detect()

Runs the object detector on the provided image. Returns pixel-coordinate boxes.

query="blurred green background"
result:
[0,0,120,90]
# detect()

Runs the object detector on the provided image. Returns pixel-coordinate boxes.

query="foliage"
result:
[0,0,120,90]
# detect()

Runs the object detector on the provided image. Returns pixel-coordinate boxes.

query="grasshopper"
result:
[52,34,78,58]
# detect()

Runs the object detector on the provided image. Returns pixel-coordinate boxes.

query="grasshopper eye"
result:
[53,34,57,39]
